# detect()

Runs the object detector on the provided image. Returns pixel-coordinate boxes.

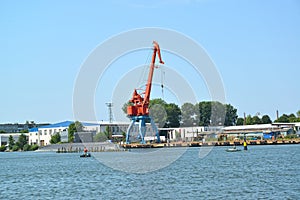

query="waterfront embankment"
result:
[35,139,300,152]
[122,139,300,148]
[37,142,123,152]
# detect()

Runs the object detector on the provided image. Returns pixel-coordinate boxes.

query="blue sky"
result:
[0,0,299,123]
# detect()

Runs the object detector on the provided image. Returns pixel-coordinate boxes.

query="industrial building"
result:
[222,123,300,140]
[28,120,160,146]
[28,121,100,146]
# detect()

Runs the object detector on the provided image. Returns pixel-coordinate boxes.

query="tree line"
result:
[123,99,300,127]
[123,99,238,128]
[236,111,300,125]
[0,134,39,152]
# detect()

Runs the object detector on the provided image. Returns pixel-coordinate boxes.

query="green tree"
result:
[297,110,300,118]
[210,101,226,126]
[12,145,19,151]
[0,145,6,152]
[252,116,261,124]
[30,144,39,151]
[8,135,15,150]
[224,104,238,126]
[245,115,253,125]
[23,144,31,151]
[104,126,112,140]
[165,103,181,127]
[93,132,108,142]
[50,133,61,144]
[18,133,27,150]
[181,102,198,127]
[198,101,212,126]
[274,114,289,123]
[261,115,272,124]
[236,118,244,126]
[287,114,300,122]
[198,101,236,126]
[68,121,83,143]
[149,98,167,107]
[149,98,167,127]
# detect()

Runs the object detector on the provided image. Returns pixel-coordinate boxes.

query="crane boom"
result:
[144,41,164,107]
[127,41,164,116]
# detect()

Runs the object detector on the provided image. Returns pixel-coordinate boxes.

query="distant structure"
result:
[0,122,49,133]
[106,102,114,123]
[28,121,100,146]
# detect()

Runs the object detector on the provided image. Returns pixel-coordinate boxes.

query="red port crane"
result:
[125,41,164,144]
[127,41,164,117]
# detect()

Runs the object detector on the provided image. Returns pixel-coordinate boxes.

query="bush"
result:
[93,132,108,142]
[50,133,61,144]
[12,145,19,151]
[285,134,298,139]
[30,144,39,151]
[0,145,6,152]
[23,144,31,151]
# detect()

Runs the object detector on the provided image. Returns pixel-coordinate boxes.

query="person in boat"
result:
[83,147,88,156]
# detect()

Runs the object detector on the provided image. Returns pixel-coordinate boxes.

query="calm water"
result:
[0,145,299,200]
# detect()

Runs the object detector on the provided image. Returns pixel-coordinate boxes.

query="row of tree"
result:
[123,99,300,127]
[236,112,300,125]
[236,115,272,125]
[274,112,300,123]
[0,134,39,152]
[123,99,238,128]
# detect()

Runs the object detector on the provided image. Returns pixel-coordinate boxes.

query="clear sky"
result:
[1,0,299,123]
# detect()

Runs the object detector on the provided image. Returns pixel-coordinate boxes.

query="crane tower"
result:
[126,41,164,144]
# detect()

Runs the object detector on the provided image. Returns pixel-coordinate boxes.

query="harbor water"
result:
[0,145,299,199]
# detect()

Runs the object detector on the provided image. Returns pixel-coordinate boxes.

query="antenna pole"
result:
[106,102,113,123]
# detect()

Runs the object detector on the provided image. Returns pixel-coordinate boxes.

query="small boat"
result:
[80,153,91,157]
[226,146,241,152]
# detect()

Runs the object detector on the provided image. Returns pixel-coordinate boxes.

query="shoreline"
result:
[2,140,298,152]
[122,139,300,148]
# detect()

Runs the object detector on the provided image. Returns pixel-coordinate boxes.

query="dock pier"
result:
[122,139,300,148]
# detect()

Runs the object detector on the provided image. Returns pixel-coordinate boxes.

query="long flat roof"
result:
[30,121,100,131]
[222,123,291,134]
[223,124,276,131]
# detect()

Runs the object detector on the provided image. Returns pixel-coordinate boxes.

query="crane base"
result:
[125,115,160,144]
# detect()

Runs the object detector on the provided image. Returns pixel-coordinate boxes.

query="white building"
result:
[29,121,100,146]
[159,126,222,142]
[222,123,296,139]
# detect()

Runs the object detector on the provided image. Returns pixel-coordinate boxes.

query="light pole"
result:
[106,102,113,123]
[191,113,197,141]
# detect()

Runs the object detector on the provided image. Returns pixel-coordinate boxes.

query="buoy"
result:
[243,141,248,151]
